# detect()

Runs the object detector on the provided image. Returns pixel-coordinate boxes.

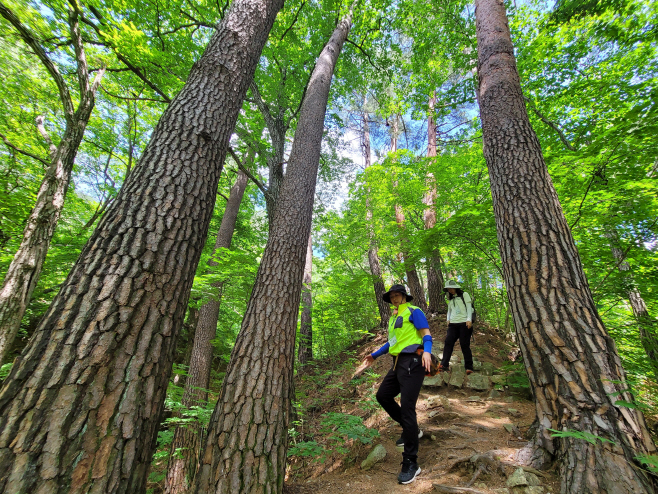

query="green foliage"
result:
[288,412,379,462]
[549,428,616,446]
[636,454,658,474]
[0,363,12,380]
[499,359,531,391]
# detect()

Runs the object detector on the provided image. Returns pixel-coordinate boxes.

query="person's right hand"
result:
[364,354,375,366]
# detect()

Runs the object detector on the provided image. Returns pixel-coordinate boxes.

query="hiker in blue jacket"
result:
[363,284,432,485]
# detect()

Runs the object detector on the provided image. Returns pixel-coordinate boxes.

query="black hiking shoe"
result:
[398,459,421,484]
[395,429,423,450]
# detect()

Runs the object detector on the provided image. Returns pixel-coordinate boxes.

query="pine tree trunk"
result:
[475,0,657,492]
[608,234,658,377]
[395,204,428,312]
[424,94,447,315]
[0,1,283,492]
[193,13,353,494]
[298,233,313,367]
[362,111,390,328]
[165,170,249,494]
[0,7,104,365]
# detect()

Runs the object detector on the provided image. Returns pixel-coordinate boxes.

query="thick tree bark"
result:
[0,1,283,493]
[298,233,313,367]
[0,6,104,365]
[475,0,657,492]
[193,12,352,494]
[362,111,390,328]
[424,94,447,315]
[165,170,249,494]
[607,233,658,377]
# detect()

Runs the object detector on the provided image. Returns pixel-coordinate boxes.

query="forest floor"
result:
[285,317,561,494]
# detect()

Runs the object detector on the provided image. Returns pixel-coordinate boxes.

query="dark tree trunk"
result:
[164,170,249,494]
[475,0,657,492]
[0,6,104,364]
[193,12,353,494]
[362,111,390,328]
[608,233,658,377]
[395,202,428,312]
[424,94,447,315]
[0,1,283,492]
[298,233,313,367]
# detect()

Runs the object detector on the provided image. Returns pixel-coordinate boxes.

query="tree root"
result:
[447,450,507,487]
[433,484,487,494]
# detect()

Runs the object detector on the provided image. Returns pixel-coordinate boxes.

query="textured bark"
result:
[0,5,104,365]
[194,13,352,494]
[608,234,658,377]
[298,233,313,367]
[424,94,447,315]
[475,0,657,492]
[165,170,249,494]
[362,111,390,328]
[0,1,283,493]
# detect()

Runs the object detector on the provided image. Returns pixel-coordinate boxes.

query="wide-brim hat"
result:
[443,280,461,292]
[383,284,413,304]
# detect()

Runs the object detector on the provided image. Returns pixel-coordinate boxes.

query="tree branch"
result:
[82,6,172,103]
[101,85,168,104]
[249,81,275,130]
[0,1,75,119]
[345,38,380,71]
[0,132,50,166]
[524,96,575,151]
[67,2,91,96]
[35,115,57,160]
[228,147,269,199]
[280,0,306,41]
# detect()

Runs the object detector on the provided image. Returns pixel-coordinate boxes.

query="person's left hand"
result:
[466,321,472,329]
[422,352,432,373]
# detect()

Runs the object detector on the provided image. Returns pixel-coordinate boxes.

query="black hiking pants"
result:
[376,353,425,462]
[441,322,473,371]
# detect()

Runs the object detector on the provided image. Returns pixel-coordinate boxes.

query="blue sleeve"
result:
[410,309,429,329]
[422,334,433,353]
[371,342,390,359]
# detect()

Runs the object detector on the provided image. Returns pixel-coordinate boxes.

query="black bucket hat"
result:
[383,284,413,304]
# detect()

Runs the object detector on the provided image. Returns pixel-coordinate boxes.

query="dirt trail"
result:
[285,320,559,494]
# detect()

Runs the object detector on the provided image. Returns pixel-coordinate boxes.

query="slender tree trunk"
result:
[390,116,428,311]
[248,81,286,222]
[607,233,658,376]
[298,233,313,367]
[0,1,283,492]
[424,94,447,315]
[362,111,390,328]
[0,6,104,365]
[174,307,200,387]
[194,13,353,494]
[475,0,657,492]
[165,170,249,494]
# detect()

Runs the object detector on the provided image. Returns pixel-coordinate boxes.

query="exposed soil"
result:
[285,317,559,494]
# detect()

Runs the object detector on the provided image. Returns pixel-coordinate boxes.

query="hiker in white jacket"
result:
[439,280,474,374]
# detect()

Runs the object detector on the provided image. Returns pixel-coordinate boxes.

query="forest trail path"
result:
[285,319,559,494]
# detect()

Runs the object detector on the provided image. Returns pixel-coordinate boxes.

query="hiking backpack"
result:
[457,293,477,325]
